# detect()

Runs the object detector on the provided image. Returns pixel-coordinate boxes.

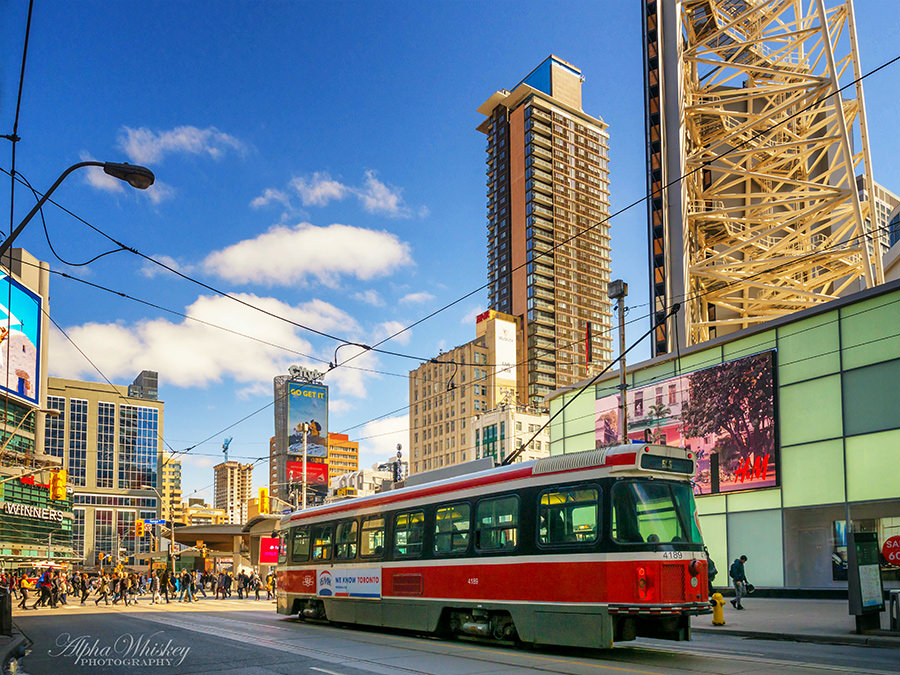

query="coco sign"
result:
[883,536,900,565]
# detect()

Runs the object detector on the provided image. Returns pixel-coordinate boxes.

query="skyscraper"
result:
[478,55,612,408]
[213,460,253,524]
[160,451,183,525]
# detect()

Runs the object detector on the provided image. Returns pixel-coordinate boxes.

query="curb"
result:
[694,627,900,649]
[1,633,28,675]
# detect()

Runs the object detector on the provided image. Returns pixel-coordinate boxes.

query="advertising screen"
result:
[0,273,42,404]
[259,536,281,564]
[595,350,777,495]
[287,382,328,458]
[286,459,329,504]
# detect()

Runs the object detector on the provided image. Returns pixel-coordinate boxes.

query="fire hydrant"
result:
[711,592,726,625]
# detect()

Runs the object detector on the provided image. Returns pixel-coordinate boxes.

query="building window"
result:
[119,405,159,490]
[97,402,115,488]
[94,509,114,557]
[73,508,85,559]
[68,399,88,487]
[44,395,66,458]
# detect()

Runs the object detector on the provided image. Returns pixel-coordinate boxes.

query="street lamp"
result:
[0,407,60,462]
[0,160,155,260]
[140,484,174,576]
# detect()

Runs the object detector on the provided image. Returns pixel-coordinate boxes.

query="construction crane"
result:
[222,437,232,462]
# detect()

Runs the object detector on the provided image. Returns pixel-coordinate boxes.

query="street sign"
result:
[144,519,165,524]
[883,536,900,565]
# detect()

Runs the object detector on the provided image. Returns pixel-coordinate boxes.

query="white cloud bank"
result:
[117,125,246,164]
[49,293,361,393]
[252,170,421,219]
[203,222,413,287]
[357,414,409,470]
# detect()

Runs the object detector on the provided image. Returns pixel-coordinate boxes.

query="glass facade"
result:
[116,510,135,559]
[44,395,66,458]
[73,508,85,558]
[68,399,88,487]
[0,398,38,458]
[0,478,72,552]
[96,402,115,488]
[118,405,159,490]
[94,509,114,556]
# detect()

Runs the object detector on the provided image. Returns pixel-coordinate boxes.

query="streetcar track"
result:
[131,609,897,675]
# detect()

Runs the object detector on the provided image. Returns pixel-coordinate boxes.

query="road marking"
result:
[310,668,345,675]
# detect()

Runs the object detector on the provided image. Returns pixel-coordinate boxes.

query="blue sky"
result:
[2,1,899,503]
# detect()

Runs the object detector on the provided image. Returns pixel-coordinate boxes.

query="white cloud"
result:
[351,290,384,307]
[83,163,125,193]
[290,173,350,207]
[117,125,245,164]
[357,170,409,217]
[357,414,409,469]
[250,188,291,210]
[140,255,194,279]
[48,293,360,391]
[460,305,485,326]
[143,181,175,204]
[373,320,411,346]
[202,222,413,287]
[399,291,435,305]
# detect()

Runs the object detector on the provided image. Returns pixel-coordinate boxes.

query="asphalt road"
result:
[10,601,900,674]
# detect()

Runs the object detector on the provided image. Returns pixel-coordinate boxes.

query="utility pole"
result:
[607,280,629,442]
[301,422,309,510]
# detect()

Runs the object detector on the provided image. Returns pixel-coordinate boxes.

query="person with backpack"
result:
[729,554,749,609]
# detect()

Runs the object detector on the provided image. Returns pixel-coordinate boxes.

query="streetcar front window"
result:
[611,481,700,545]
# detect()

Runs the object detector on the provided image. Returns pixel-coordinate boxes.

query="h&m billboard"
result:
[0,273,42,404]
[287,382,328,459]
[595,350,777,495]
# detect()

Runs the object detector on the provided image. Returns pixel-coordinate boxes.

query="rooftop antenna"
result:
[222,437,233,462]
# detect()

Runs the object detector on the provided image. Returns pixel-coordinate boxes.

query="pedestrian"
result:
[180,569,194,603]
[704,547,717,605]
[161,570,171,603]
[224,572,233,598]
[265,573,274,600]
[31,572,51,609]
[251,571,261,600]
[79,573,90,605]
[95,574,110,606]
[194,570,207,598]
[17,574,33,609]
[729,554,749,610]
[150,571,162,604]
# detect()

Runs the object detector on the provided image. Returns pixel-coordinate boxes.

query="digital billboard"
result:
[595,351,777,495]
[287,382,328,458]
[0,273,42,404]
[259,536,281,564]
[286,459,329,504]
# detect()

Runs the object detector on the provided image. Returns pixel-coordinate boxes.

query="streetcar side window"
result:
[611,481,693,544]
[278,530,288,564]
[310,523,333,560]
[475,495,518,552]
[360,515,385,558]
[538,486,599,546]
[291,526,310,562]
[335,519,358,560]
[393,510,424,558]
[434,503,471,555]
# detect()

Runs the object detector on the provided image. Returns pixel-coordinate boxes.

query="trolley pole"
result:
[608,280,629,442]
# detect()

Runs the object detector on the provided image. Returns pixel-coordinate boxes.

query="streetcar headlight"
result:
[689,559,702,577]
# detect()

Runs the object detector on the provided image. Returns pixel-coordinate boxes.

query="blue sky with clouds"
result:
[2,1,899,502]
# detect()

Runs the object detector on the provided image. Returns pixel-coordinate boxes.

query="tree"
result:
[680,353,774,466]
[646,402,671,444]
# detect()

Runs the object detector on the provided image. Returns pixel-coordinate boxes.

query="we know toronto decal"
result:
[49,632,191,667]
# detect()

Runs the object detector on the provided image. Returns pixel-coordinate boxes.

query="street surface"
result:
[10,598,900,674]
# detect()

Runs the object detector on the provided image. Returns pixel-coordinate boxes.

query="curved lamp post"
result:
[0,160,155,260]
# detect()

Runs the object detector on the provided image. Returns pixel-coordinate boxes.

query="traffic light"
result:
[202,546,208,559]
[49,470,67,500]
[135,519,145,537]
[259,487,269,514]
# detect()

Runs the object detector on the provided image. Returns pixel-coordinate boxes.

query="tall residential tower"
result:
[478,56,612,408]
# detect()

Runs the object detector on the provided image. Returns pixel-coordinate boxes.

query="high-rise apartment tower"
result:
[478,56,612,408]
[213,460,253,524]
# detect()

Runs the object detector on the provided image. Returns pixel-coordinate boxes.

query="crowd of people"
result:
[0,568,276,610]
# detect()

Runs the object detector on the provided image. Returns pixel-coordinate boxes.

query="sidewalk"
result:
[0,626,28,674]
[693,597,900,648]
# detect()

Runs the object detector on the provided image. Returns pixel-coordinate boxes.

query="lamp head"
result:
[103,162,155,190]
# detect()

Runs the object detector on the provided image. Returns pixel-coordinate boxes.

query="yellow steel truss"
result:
[679,0,880,343]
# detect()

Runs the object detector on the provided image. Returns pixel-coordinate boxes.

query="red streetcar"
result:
[276,444,710,649]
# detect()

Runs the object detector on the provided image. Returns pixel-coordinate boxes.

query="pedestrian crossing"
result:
[12,595,277,616]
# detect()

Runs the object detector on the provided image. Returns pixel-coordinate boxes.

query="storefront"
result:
[548,279,900,590]
[0,473,75,569]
